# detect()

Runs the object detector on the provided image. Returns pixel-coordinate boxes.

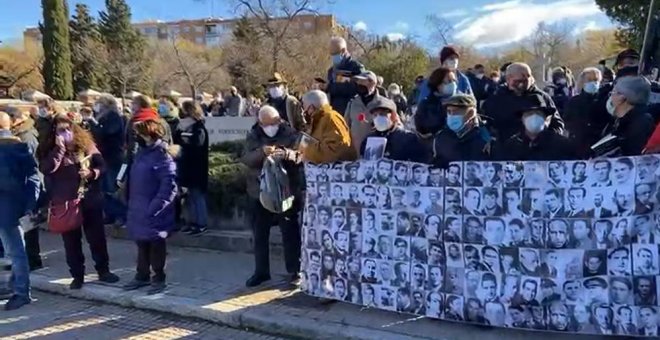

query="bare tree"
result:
[525,21,574,83]
[0,41,44,95]
[101,45,149,103]
[426,14,454,46]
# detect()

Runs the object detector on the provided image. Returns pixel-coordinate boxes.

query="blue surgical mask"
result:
[158,104,170,117]
[447,114,465,132]
[331,54,343,66]
[442,82,457,97]
[523,114,546,134]
[583,81,600,94]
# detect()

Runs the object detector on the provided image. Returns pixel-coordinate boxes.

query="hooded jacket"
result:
[303,104,357,164]
[0,131,40,229]
[126,139,177,241]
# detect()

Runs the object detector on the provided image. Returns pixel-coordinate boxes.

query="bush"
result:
[210,140,246,158]
[207,143,249,217]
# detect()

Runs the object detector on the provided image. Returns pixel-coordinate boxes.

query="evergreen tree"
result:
[41,0,74,100]
[69,3,106,92]
[595,0,660,48]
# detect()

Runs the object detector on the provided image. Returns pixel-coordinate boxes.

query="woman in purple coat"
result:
[122,118,177,295]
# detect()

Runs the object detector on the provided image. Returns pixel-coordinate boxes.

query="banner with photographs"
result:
[300,156,660,337]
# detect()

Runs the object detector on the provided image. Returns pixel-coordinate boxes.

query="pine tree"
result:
[41,0,74,99]
[595,0,660,48]
[69,3,106,92]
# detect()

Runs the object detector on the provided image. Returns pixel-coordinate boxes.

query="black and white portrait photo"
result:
[426,189,444,215]
[445,242,464,267]
[445,163,462,187]
[361,283,378,308]
[444,216,463,242]
[582,276,609,306]
[410,263,427,290]
[590,159,613,187]
[424,214,442,240]
[634,276,657,306]
[465,162,484,187]
[547,161,570,187]
[608,246,632,276]
[411,237,428,263]
[373,159,394,185]
[392,236,410,261]
[634,183,656,215]
[391,262,410,287]
[426,291,444,318]
[503,188,526,218]
[636,155,660,184]
[523,161,547,188]
[444,188,462,215]
[445,294,465,321]
[428,240,445,266]
[390,162,410,186]
[411,164,430,187]
[583,249,607,277]
[547,219,571,249]
[344,162,360,183]
[503,162,525,187]
[427,265,445,292]
[570,161,589,187]
[363,137,387,161]
[481,162,503,187]
[445,266,464,295]
[361,258,379,284]
[463,216,485,244]
[612,157,635,187]
[632,245,659,276]
[609,277,634,305]
[519,248,541,276]
[428,167,444,187]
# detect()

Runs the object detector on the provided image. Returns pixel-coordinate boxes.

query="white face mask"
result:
[262,124,280,137]
[523,114,547,134]
[38,108,48,118]
[93,104,101,113]
[389,90,400,96]
[444,59,459,70]
[269,86,284,99]
[476,73,485,79]
[373,115,391,132]
[606,97,618,116]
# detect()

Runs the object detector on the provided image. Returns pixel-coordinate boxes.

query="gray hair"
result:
[97,94,118,110]
[506,63,532,77]
[302,90,329,110]
[330,36,347,50]
[258,105,280,122]
[614,76,651,106]
[577,67,602,91]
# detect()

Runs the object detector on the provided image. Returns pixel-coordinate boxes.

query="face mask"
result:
[444,59,459,70]
[583,81,600,94]
[447,114,465,132]
[331,53,343,66]
[93,104,101,113]
[58,130,74,144]
[269,86,284,99]
[606,97,617,116]
[136,135,147,147]
[442,82,457,97]
[262,124,280,137]
[158,104,170,116]
[476,73,484,79]
[389,90,400,96]
[523,114,546,134]
[556,78,567,85]
[373,115,391,132]
[38,108,48,118]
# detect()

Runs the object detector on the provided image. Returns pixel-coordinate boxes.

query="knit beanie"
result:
[440,46,460,64]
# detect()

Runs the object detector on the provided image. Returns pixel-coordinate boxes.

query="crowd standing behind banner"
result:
[1,35,660,338]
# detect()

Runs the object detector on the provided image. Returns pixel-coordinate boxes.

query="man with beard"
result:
[361,185,377,208]
[445,164,462,187]
[636,155,659,183]
[566,188,590,217]
[530,219,545,248]
[587,193,613,218]
[345,163,359,182]
[520,249,541,276]
[613,189,634,217]
[481,188,503,217]
[465,162,483,186]
[463,188,482,215]
[392,262,409,287]
[572,161,588,186]
[411,264,426,290]
[504,162,525,187]
[548,302,569,331]
[562,279,581,305]
[634,183,655,215]
[591,160,612,187]
[410,290,426,315]
[427,266,444,293]
[608,247,631,276]
[390,162,409,186]
[610,277,633,305]
[361,259,378,283]
[444,189,462,215]
[428,167,443,187]
[425,190,444,215]
[331,185,345,206]
[411,164,429,186]
[635,276,658,306]
[463,217,485,244]
[548,219,570,249]
[374,159,393,185]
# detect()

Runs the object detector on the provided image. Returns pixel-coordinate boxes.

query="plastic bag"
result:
[259,156,295,213]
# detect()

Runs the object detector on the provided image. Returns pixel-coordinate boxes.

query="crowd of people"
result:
[0,34,659,326]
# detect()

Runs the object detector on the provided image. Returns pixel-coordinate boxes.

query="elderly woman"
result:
[602,76,654,156]
[564,67,608,158]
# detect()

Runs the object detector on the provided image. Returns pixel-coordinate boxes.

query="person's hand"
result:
[272,148,299,162]
[55,135,65,149]
[180,187,189,195]
[79,168,92,179]
[116,180,125,190]
[157,231,168,239]
[263,145,277,156]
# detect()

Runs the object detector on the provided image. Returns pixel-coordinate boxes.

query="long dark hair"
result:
[37,114,96,161]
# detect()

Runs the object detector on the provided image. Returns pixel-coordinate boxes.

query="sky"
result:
[0,0,614,50]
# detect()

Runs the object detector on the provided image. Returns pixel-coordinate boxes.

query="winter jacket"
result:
[416,70,473,104]
[225,94,244,117]
[266,95,305,131]
[241,123,303,199]
[303,104,357,164]
[391,94,409,116]
[359,126,427,163]
[173,118,209,191]
[563,91,612,158]
[602,105,654,157]
[35,116,52,146]
[126,139,177,241]
[494,129,578,161]
[0,132,40,229]
[482,84,565,142]
[162,116,180,139]
[468,74,490,108]
[326,55,365,115]
[415,93,448,137]
[11,118,39,158]
[92,110,125,166]
[344,92,384,153]
[124,109,173,166]
[543,83,572,116]
[432,126,490,166]
[40,142,105,207]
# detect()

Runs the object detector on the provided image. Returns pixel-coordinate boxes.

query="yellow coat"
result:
[303,104,357,164]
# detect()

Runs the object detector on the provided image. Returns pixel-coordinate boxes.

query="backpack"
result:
[259,156,295,214]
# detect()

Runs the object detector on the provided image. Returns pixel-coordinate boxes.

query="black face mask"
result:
[136,135,147,147]
[356,85,370,96]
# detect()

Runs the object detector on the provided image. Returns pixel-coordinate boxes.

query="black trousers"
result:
[61,203,110,279]
[24,229,41,267]
[135,239,167,282]
[251,198,301,276]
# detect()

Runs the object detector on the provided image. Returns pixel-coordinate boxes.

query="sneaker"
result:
[179,225,193,233]
[187,226,208,236]
[4,295,31,311]
[70,278,84,290]
[122,279,150,291]
[98,272,120,284]
[245,273,271,287]
[147,281,166,295]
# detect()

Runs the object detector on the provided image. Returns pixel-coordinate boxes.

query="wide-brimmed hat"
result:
[518,94,555,117]
[263,72,288,86]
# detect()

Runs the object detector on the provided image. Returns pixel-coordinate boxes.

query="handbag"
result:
[48,153,89,234]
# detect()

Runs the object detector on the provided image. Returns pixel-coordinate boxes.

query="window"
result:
[206,25,217,34]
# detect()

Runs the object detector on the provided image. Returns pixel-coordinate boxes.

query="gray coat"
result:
[225,94,244,117]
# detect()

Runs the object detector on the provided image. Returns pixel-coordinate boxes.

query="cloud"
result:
[353,21,368,31]
[385,33,406,41]
[440,9,469,18]
[572,20,600,35]
[455,0,601,48]
[393,21,410,32]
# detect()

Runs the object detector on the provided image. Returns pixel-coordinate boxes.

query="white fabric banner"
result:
[301,156,660,337]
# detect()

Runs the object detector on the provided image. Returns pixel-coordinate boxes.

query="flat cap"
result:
[368,96,397,113]
[443,94,477,108]
[584,277,608,289]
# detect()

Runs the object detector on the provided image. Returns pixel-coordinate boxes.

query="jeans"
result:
[61,203,111,279]
[250,198,301,276]
[186,189,208,227]
[0,225,30,298]
[102,164,126,223]
[135,239,167,282]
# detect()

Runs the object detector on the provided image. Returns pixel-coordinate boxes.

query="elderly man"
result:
[344,70,386,152]
[321,36,365,115]
[300,90,357,163]
[0,111,41,310]
[225,86,244,117]
[482,62,564,142]
[240,106,303,287]
[264,73,304,131]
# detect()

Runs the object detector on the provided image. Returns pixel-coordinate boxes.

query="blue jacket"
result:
[415,93,448,137]
[326,55,365,115]
[360,126,427,163]
[0,131,40,229]
[126,139,177,241]
[416,70,473,104]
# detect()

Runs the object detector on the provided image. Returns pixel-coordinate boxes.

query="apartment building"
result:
[24,14,337,47]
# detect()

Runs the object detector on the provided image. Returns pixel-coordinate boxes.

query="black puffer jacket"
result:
[433,126,490,166]
[415,94,447,137]
[360,126,427,162]
[495,129,578,161]
[173,118,209,191]
[563,91,612,158]
[602,105,654,157]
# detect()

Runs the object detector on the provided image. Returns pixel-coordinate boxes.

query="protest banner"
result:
[301,156,660,336]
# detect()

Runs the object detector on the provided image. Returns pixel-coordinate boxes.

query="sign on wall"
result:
[301,156,660,336]
[206,116,256,144]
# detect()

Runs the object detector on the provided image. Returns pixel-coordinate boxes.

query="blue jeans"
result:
[0,225,30,298]
[186,189,208,227]
[102,164,126,223]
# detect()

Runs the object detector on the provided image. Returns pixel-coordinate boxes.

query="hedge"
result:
[207,140,249,217]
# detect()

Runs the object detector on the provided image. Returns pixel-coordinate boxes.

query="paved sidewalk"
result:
[27,231,602,340]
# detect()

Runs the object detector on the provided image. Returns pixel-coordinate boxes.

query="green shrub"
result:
[207,147,249,217]
[210,140,246,158]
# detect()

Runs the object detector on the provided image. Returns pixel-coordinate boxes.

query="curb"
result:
[30,274,429,340]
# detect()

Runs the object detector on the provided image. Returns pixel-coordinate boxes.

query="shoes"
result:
[0,287,13,300]
[4,295,31,311]
[187,226,208,236]
[179,225,193,233]
[245,273,271,287]
[122,279,150,291]
[70,278,84,290]
[98,272,120,284]
[147,281,166,295]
